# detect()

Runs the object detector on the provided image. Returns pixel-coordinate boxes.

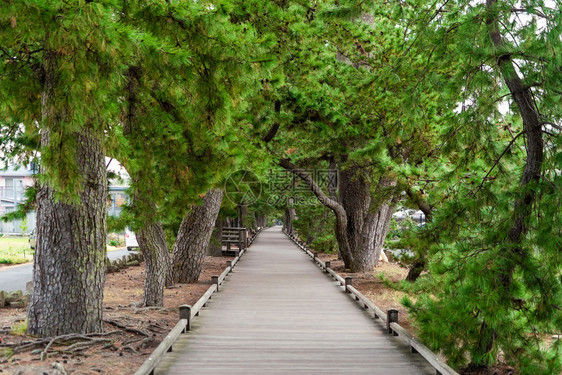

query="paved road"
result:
[155,227,434,374]
[0,248,136,292]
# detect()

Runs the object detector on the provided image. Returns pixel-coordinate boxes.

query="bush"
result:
[311,235,338,253]
[108,240,119,247]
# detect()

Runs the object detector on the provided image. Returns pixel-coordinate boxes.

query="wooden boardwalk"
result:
[155,227,435,374]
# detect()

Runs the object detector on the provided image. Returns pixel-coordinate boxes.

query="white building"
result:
[0,164,37,234]
[0,162,129,234]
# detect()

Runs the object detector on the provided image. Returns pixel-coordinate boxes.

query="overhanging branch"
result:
[278,158,347,221]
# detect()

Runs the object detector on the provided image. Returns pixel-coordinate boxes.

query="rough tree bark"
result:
[337,164,370,268]
[279,158,395,272]
[338,166,396,271]
[136,218,171,306]
[486,0,543,274]
[371,197,395,267]
[256,214,267,227]
[283,209,290,233]
[122,65,172,306]
[171,189,223,284]
[27,55,107,337]
[28,130,107,337]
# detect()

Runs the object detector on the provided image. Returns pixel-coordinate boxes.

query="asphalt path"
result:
[0,248,137,292]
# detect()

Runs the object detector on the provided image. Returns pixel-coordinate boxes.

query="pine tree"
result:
[394,1,562,372]
[111,0,265,304]
[0,0,132,336]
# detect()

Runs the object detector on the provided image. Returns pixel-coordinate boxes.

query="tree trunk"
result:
[338,167,396,272]
[136,220,170,306]
[337,164,371,270]
[283,208,296,235]
[206,218,223,256]
[171,189,223,283]
[28,129,107,336]
[256,214,267,227]
[406,258,426,281]
[27,53,107,336]
[122,65,172,305]
[371,199,395,267]
[279,158,396,272]
[405,186,433,282]
[237,204,247,227]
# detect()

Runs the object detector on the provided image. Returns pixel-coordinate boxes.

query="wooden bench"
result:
[221,227,248,253]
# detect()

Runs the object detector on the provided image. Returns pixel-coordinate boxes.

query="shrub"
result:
[311,235,338,253]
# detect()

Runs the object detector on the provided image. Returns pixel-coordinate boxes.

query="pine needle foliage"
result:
[391,1,562,373]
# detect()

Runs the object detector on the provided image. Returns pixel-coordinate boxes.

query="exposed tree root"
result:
[103,319,150,337]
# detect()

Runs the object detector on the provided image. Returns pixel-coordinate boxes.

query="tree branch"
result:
[472,131,526,196]
[262,101,282,143]
[405,186,433,221]
[278,158,346,221]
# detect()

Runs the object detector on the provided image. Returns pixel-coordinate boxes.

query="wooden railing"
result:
[134,227,262,375]
[248,227,263,246]
[283,230,458,375]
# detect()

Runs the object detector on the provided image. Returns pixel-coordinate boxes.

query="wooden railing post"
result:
[325,261,331,273]
[180,305,191,332]
[345,277,352,293]
[387,309,399,335]
[212,275,219,291]
[226,260,232,269]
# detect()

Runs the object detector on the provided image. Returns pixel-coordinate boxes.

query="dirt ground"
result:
[0,255,232,375]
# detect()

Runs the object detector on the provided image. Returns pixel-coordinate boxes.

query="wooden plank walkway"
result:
[155,227,435,374]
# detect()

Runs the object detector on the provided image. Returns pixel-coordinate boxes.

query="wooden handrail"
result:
[218,266,231,285]
[248,227,262,246]
[389,322,458,375]
[346,285,386,322]
[283,229,459,375]
[191,284,217,319]
[327,267,346,286]
[134,320,188,375]
[135,280,219,375]
[231,250,243,268]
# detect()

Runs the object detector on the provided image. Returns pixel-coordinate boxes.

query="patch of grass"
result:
[0,348,13,359]
[0,237,33,264]
[0,257,28,264]
[11,320,27,335]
